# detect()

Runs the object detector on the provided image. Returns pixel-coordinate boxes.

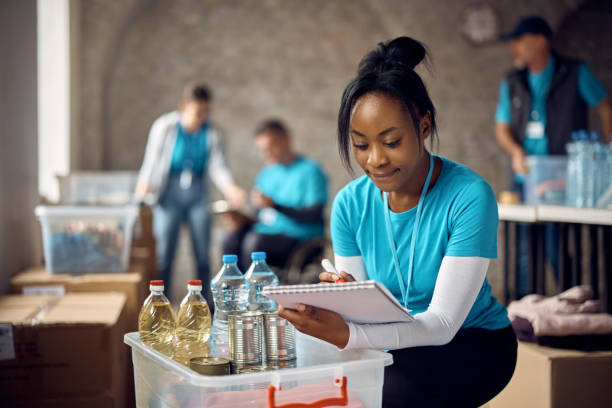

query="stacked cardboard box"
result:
[9,268,144,333]
[488,341,612,408]
[0,293,128,407]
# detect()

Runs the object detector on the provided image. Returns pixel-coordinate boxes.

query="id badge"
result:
[526,121,545,139]
[259,207,278,225]
[179,169,193,189]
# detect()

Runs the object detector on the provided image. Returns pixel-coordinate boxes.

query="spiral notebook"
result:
[262,280,414,324]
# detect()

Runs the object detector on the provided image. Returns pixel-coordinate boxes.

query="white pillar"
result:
[37,0,71,202]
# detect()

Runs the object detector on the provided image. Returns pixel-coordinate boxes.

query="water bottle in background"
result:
[598,140,612,208]
[574,130,589,207]
[582,131,597,207]
[138,280,176,358]
[174,280,212,365]
[565,132,579,207]
[209,254,249,358]
[244,252,279,312]
[591,131,606,204]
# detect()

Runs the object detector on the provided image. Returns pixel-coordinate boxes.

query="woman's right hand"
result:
[319,270,356,283]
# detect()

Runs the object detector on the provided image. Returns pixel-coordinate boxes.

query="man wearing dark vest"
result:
[495,15,612,295]
[496,15,611,181]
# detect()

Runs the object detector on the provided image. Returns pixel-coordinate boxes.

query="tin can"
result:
[228,311,263,365]
[267,358,297,370]
[189,357,230,376]
[263,311,296,361]
[235,365,275,374]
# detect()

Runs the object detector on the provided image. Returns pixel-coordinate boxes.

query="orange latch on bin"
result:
[267,376,348,408]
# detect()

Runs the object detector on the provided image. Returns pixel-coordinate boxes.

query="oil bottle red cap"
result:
[188,280,202,285]
[150,280,164,286]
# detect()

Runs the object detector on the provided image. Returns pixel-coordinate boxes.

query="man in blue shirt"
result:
[495,16,612,296]
[495,15,611,177]
[221,119,328,270]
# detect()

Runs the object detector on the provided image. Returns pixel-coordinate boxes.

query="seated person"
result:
[221,119,328,271]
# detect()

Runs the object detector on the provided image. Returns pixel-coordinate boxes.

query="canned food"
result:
[263,311,296,361]
[189,357,230,376]
[228,311,264,364]
[267,358,297,370]
[235,365,275,374]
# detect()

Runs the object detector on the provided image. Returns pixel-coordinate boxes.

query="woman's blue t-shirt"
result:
[331,155,509,330]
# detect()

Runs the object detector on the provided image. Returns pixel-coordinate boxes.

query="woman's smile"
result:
[368,168,400,179]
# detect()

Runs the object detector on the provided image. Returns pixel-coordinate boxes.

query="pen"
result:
[321,259,345,283]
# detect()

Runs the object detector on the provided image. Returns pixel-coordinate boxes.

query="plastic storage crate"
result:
[57,171,138,205]
[35,205,139,274]
[523,156,567,205]
[124,331,392,408]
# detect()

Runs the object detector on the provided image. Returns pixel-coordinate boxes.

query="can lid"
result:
[222,254,238,263]
[251,251,266,260]
[189,357,230,376]
[150,280,164,286]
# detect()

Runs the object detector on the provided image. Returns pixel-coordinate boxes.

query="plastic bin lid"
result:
[34,204,139,218]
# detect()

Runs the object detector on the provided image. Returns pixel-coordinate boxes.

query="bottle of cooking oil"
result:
[138,280,176,358]
[174,279,212,365]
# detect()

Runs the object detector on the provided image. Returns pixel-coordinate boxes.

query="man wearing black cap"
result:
[494,15,612,295]
[496,15,611,175]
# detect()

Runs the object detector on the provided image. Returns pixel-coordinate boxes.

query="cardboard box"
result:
[488,341,612,408]
[0,293,128,407]
[11,393,115,408]
[9,268,143,333]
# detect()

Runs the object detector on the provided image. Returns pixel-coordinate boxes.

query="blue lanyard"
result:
[383,153,434,308]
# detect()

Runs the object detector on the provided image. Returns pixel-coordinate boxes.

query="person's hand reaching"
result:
[223,184,248,208]
[251,189,275,209]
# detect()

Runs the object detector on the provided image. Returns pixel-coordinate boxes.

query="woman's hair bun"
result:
[358,36,427,75]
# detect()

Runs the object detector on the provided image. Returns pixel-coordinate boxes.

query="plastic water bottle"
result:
[138,280,176,358]
[591,131,606,204]
[174,280,212,365]
[209,254,249,358]
[565,132,579,207]
[575,130,590,207]
[244,252,279,312]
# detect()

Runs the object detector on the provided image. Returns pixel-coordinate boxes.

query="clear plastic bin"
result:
[523,156,567,205]
[124,331,392,407]
[57,171,138,205]
[35,205,139,274]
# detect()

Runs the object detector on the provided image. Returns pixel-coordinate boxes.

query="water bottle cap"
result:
[251,251,266,260]
[222,254,238,263]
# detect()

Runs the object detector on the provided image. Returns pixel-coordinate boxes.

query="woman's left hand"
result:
[278,304,350,349]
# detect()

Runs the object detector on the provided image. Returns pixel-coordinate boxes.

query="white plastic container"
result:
[523,156,567,205]
[35,205,139,274]
[57,171,138,205]
[124,331,392,407]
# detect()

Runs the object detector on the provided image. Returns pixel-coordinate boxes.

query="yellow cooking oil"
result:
[138,280,176,358]
[174,280,212,365]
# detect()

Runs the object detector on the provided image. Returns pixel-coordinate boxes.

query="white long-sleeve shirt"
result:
[335,254,490,350]
[137,111,234,204]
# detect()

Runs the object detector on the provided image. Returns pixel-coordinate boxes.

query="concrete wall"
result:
[72,0,611,298]
[0,0,39,294]
[76,0,610,190]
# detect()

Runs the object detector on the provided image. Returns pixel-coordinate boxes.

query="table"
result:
[499,204,612,312]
